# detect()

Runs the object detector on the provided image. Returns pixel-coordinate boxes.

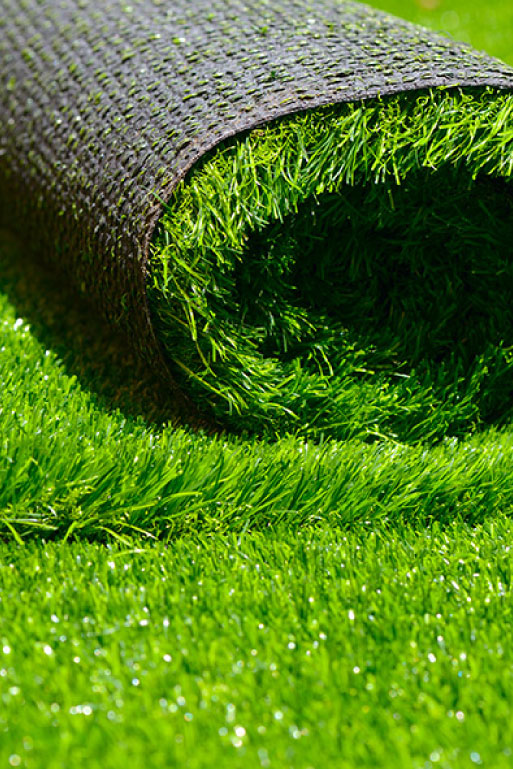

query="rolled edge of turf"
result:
[1,0,513,419]
[148,89,513,441]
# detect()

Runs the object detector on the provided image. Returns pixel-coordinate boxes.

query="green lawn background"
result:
[373,0,513,66]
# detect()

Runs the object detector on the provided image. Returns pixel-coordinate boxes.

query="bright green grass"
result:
[1,0,513,766]
[150,89,513,442]
[1,521,513,769]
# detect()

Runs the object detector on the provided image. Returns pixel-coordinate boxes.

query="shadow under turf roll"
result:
[2,0,513,443]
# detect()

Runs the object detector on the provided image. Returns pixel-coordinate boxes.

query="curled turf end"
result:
[149,88,513,443]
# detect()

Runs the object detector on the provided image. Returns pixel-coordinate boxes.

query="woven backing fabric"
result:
[1,0,513,392]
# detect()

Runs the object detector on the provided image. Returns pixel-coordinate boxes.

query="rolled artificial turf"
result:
[4,3,513,765]
[2,0,513,448]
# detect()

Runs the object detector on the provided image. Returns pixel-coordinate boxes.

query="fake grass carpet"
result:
[2,522,513,769]
[2,0,513,766]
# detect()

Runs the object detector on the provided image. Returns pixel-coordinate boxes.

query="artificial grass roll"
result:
[2,0,513,442]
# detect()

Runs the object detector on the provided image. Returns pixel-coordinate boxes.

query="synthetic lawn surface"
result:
[2,521,513,769]
[2,0,513,766]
